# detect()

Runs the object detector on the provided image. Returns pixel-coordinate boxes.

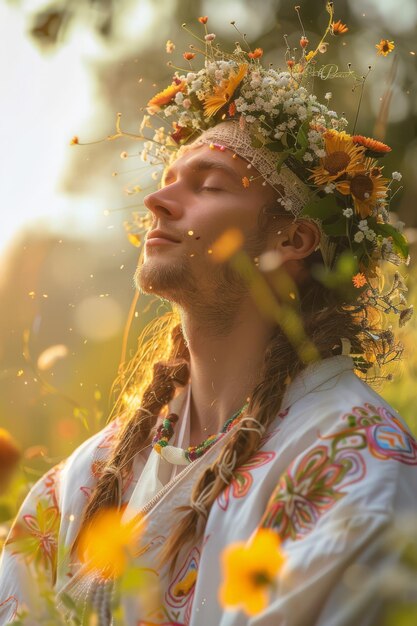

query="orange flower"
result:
[300,36,309,49]
[198,16,208,24]
[248,48,263,59]
[376,39,395,56]
[147,82,186,113]
[183,52,196,61]
[228,101,237,117]
[331,20,349,35]
[287,59,295,69]
[70,136,79,145]
[352,273,367,288]
[352,135,392,155]
[204,64,248,118]
[219,529,285,616]
[242,176,250,188]
[170,123,193,144]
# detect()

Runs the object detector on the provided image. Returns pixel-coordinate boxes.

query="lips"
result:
[146,229,181,243]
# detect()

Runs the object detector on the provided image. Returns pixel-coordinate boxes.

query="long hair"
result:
[73,209,390,573]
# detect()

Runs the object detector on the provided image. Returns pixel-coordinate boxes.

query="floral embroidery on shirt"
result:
[165,546,200,625]
[338,403,417,464]
[217,451,276,511]
[6,500,60,580]
[0,596,18,623]
[43,462,64,508]
[261,404,417,541]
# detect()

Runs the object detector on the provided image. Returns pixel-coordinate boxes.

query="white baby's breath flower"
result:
[358,220,369,231]
[343,208,353,218]
[324,183,335,194]
[325,92,332,101]
[314,149,326,158]
[354,231,365,243]
[303,152,314,162]
[392,171,402,181]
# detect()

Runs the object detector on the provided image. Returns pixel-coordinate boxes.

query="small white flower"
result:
[343,208,353,218]
[205,33,216,42]
[324,183,335,194]
[358,220,368,231]
[325,92,332,101]
[314,149,326,158]
[182,98,191,109]
[365,229,376,241]
[354,231,365,243]
[175,92,184,105]
[303,152,314,162]
[392,171,402,181]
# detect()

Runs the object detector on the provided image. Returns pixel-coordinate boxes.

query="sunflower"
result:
[309,130,366,186]
[204,64,248,118]
[336,164,389,219]
[376,39,395,56]
[147,81,186,113]
[352,135,392,157]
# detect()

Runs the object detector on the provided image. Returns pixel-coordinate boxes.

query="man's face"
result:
[135,144,279,309]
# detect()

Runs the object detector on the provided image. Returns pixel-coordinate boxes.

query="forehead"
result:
[163,144,273,193]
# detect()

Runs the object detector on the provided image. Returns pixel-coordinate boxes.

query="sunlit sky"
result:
[0,0,161,258]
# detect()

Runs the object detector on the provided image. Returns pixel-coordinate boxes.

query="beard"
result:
[134,228,267,336]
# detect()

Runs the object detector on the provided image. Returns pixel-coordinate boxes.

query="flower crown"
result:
[88,3,411,371]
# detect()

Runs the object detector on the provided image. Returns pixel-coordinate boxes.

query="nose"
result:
[143,185,183,220]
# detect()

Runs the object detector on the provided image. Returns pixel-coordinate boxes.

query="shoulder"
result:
[59,418,123,507]
[261,369,417,542]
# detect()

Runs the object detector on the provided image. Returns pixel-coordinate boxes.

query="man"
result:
[1,13,417,626]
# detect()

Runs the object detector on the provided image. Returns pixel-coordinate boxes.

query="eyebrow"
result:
[163,157,242,186]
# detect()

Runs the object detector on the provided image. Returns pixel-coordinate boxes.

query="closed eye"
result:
[200,185,223,192]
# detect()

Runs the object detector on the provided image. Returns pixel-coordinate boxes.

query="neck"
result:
[179,297,275,443]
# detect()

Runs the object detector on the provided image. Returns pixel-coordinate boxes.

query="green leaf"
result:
[296,120,309,149]
[250,136,265,149]
[372,222,409,259]
[322,217,347,237]
[275,151,290,174]
[301,194,340,221]
[267,141,285,153]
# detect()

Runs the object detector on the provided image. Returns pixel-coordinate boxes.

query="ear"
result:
[276,219,321,261]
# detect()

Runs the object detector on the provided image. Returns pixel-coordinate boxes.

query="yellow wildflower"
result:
[376,39,395,56]
[77,508,144,579]
[219,529,285,616]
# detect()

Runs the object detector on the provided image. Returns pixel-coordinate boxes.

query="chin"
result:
[134,258,196,302]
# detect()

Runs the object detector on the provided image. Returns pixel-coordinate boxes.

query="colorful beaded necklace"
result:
[152,403,248,463]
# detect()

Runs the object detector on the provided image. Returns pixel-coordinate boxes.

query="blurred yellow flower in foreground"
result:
[211,228,244,262]
[77,508,144,579]
[219,528,285,616]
